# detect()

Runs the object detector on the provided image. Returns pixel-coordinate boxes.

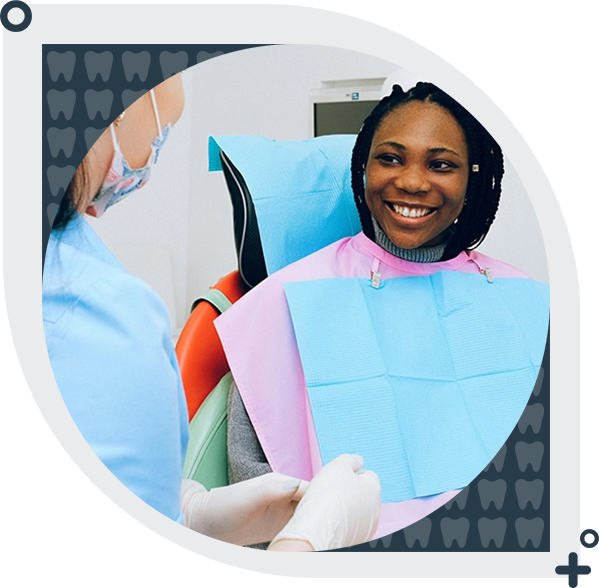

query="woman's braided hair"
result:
[351,82,504,260]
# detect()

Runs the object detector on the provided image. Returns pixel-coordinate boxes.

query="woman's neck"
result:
[371,216,446,263]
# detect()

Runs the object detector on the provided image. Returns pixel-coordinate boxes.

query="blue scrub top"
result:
[43,214,189,523]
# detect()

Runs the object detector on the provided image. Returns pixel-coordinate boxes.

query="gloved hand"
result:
[181,473,307,546]
[269,454,381,552]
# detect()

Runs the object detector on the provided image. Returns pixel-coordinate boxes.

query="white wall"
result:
[91,45,548,339]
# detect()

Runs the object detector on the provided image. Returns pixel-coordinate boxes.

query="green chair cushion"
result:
[182,372,230,490]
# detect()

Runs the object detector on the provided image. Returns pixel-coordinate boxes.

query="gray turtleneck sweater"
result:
[371,216,447,263]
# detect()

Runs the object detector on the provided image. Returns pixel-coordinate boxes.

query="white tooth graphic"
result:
[404,517,432,548]
[517,403,544,434]
[515,441,544,473]
[368,533,394,548]
[47,51,76,82]
[159,51,189,79]
[47,165,76,197]
[122,89,148,111]
[515,517,544,548]
[197,50,224,64]
[47,90,76,121]
[122,51,151,82]
[532,366,544,396]
[84,127,107,151]
[440,517,470,548]
[484,444,507,473]
[84,51,113,82]
[478,479,507,510]
[478,517,507,548]
[47,203,59,228]
[515,479,544,510]
[47,127,76,158]
[444,486,470,511]
[84,90,113,121]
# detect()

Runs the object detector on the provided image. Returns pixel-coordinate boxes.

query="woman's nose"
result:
[394,165,431,194]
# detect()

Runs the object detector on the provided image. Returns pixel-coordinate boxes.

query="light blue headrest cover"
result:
[208,135,362,274]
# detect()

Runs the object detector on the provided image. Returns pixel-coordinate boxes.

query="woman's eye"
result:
[376,154,402,165]
[430,160,456,171]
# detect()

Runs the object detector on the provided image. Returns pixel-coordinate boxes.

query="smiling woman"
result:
[218,81,549,543]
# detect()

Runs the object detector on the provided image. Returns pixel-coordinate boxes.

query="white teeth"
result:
[392,204,431,218]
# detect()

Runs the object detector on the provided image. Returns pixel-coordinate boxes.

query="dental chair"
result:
[177,135,359,489]
[176,269,248,489]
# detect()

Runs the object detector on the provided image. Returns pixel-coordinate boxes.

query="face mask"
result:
[86,88,171,218]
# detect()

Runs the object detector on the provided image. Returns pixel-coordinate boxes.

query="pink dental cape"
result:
[215,232,529,539]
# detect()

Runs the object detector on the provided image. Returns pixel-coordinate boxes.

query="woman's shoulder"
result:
[43,221,169,331]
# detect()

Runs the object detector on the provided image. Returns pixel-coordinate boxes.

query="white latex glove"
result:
[269,454,381,552]
[181,474,307,546]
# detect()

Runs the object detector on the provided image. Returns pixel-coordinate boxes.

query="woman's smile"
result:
[365,100,469,250]
[385,201,436,219]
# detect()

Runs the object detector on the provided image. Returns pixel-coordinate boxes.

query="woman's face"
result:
[365,100,469,250]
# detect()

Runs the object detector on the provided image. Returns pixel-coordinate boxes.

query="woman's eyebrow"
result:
[428,147,463,158]
[375,142,463,158]
[376,141,406,150]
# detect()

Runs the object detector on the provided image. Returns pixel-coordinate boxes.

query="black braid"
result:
[351,82,504,260]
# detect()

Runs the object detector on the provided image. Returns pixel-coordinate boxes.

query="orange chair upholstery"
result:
[176,271,249,422]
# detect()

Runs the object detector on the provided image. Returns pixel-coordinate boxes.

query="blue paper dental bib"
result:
[284,272,549,503]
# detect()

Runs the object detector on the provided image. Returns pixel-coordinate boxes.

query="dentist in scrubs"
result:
[42,74,380,552]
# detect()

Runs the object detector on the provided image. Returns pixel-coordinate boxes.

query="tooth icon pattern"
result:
[122,52,151,82]
[478,518,507,548]
[47,89,76,121]
[47,165,76,197]
[47,128,76,158]
[515,518,545,548]
[160,51,189,79]
[515,479,544,510]
[517,404,544,434]
[404,517,432,548]
[515,441,544,473]
[444,486,469,511]
[440,518,470,548]
[84,51,113,82]
[478,479,507,510]
[197,50,224,64]
[47,51,76,82]
[368,533,394,549]
[484,443,507,473]
[84,89,114,120]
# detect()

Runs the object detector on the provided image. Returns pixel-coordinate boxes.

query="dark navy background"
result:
[0,0,597,586]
